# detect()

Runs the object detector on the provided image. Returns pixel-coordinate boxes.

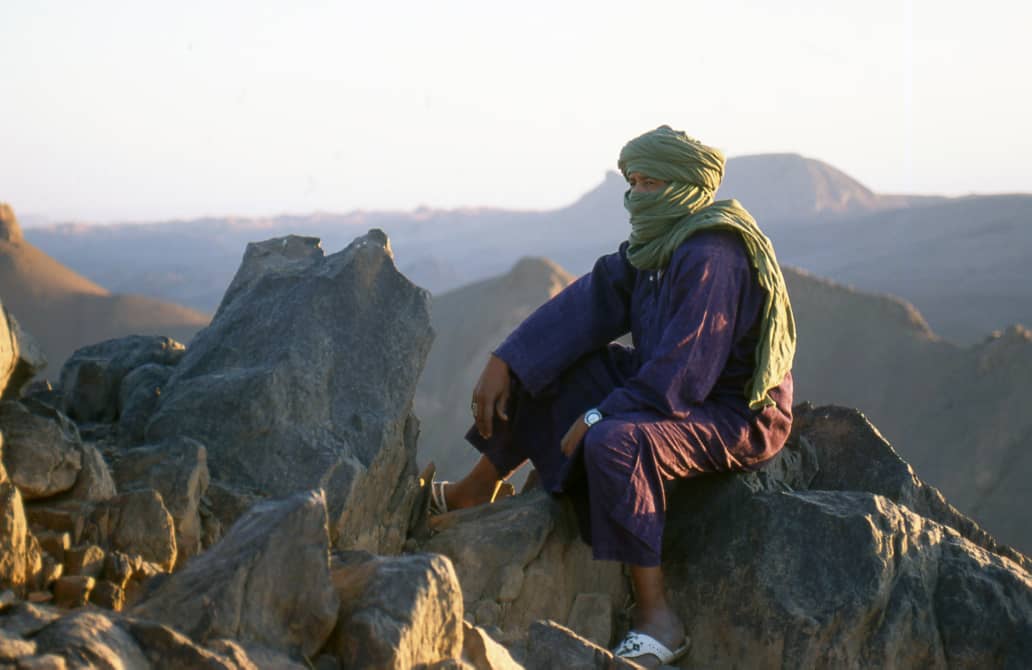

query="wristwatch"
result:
[583,408,603,427]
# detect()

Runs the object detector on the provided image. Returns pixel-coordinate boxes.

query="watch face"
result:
[585,409,602,426]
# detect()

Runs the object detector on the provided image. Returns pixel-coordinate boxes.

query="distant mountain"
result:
[23,153,1028,343]
[415,257,575,479]
[0,204,210,375]
[417,256,1032,556]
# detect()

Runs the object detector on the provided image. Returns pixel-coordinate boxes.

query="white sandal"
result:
[612,631,690,665]
[429,479,450,516]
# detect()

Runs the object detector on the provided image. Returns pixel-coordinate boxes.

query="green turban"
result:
[617,125,796,410]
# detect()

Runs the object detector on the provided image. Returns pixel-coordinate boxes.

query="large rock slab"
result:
[60,335,186,423]
[144,231,433,553]
[654,404,1032,669]
[418,489,629,646]
[113,437,209,563]
[132,489,338,659]
[0,401,82,500]
[326,551,464,669]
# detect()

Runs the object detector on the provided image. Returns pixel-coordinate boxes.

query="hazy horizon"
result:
[3,0,1030,223]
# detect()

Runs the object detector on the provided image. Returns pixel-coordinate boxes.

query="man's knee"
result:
[582,418,639,472]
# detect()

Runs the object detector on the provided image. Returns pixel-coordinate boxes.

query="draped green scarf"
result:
[618,126,796,410]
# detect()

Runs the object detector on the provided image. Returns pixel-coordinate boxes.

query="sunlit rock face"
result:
[145,230,433,554]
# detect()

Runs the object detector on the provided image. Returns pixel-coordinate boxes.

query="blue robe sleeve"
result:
[493,243,636,394]
[597,233,755,418]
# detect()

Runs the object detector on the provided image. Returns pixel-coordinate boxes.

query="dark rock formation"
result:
[59,335,185,423]
[145,231,433,554]
[326,551,464,669]
[132,490,338,659]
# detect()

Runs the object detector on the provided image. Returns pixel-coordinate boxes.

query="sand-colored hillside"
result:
[415,257,574,478]
[0,204,210,375]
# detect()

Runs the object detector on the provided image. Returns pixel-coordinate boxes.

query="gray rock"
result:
[87,489,177,571]
[524,620,638,670]
[0,308,47,402]
[112,437,209,564]
[123,618,258,669]
[565,594,612,649]
[32,610,149,669]
[132,489,338,659]
[0,627,36,662]
[326,551,464,670]
[0,601,62,637]
[63,442,117,503]
[419,489,628,644]
[117,363,174,444]
[0,401,82,500]
[145,231,433,554]
[461,621,524,670]
[60,335,185,423]
[1,444,34,595]
[200,480,266,548]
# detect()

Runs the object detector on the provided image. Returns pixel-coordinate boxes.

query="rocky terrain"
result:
[0,204,210,376]
[2,230,1030,669]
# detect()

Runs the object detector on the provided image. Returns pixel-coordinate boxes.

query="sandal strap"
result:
[613,631,676,662]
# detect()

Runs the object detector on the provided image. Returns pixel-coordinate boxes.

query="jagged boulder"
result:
[0,305,47,401]
[85,489,177,572]
[418,488,629,647]
[59,335,186,423]
[657,404,1032,669]
[132,489,338,659]
[112,437,209,563]
[144,231,433,554]
[326,551,465,669]
[1,439,43,597]
[0,401,82,500]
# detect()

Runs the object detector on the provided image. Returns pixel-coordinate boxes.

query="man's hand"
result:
[472,354,511,439]
[560,413,590,458]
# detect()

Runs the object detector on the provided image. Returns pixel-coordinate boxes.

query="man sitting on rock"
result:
[431,125,796,667]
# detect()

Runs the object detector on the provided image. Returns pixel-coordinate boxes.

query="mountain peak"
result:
[0,203,24,243]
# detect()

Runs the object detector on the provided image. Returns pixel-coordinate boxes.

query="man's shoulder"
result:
[672,228,750,266]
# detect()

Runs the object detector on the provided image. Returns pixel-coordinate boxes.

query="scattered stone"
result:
[35,532,70,564]
[461,622,524,670]
[133,490,338,658]
[0,402,82,500]
[112,437,209,564]
[89,580,126,612]
[60,335,185,423]
[64,544,104,578]
[89,489,177,571]
[33,610,148,667]
[24,505,83,541]
[0,601,61,636]
[27,591,53,604]
[122,618,252,669]
[62,442,117,503]
[52,575,95,608]
[102,551,133,590]
[18,654,68,670]
[524,620,637,670]
[566,593,612,649]
[0,628,36,662]
[327,551,464,669]
[145,231,433,555]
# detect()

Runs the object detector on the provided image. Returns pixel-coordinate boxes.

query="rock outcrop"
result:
[0,304,47,402]
[132,490,339,658]
[144,231,433,554]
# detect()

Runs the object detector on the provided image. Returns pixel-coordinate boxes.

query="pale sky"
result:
[1,0,1030,222]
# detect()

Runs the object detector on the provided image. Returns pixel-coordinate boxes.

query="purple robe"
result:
[467,229,793,566]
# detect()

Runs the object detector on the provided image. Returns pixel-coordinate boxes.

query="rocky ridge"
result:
[0,230,1029,669]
